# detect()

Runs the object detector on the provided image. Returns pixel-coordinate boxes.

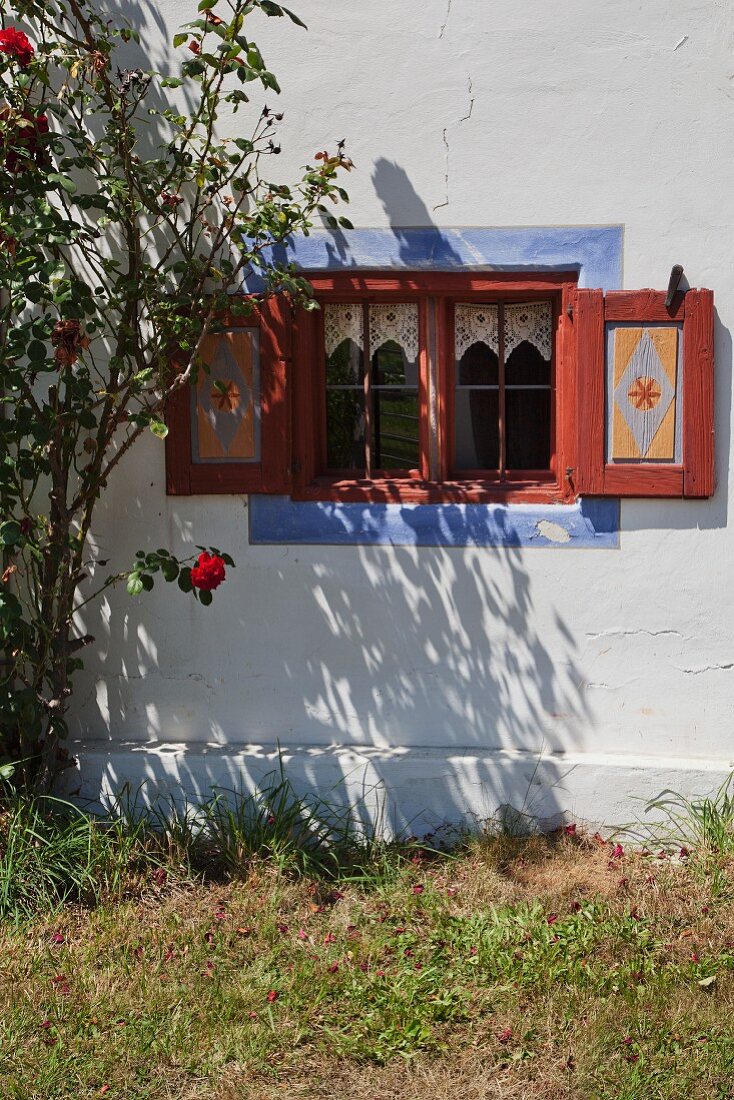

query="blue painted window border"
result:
[248,225,623,550]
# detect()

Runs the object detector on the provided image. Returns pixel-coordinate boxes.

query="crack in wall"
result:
[459,75,474,122]
[433,76,474,213]
[438,0,452,38]
[676,663,734,675]
[433,127,450,211]
[586,629,683,640]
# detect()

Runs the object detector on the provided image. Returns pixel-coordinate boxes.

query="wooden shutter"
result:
[165,295,291,495]
[575,288,714,497]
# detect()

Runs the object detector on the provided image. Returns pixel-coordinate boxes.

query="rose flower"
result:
[0,28,35,68]
[190,552,226,592]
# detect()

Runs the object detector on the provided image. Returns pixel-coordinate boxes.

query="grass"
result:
[3,779,734,1097]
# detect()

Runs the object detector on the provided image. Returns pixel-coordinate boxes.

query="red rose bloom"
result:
[190,551,226,591]
[1,110,49,173]
[0,28,35,67]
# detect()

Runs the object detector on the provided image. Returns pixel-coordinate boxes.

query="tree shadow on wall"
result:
[72,484,598,836]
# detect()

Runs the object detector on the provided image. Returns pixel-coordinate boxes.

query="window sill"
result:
[292,477,574,505]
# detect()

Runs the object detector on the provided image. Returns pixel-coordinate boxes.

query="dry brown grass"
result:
[3,832,734,1099]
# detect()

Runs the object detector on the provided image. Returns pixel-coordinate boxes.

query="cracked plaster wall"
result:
[68,0,734,826]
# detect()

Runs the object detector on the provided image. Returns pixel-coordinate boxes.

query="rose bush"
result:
[0,0,351,791]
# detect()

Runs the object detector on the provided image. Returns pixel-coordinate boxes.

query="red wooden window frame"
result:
[291,271,579,504]
[165,295,291,495]
[575,288,714,498]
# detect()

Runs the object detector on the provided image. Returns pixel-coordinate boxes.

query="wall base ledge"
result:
[63,740,734,837]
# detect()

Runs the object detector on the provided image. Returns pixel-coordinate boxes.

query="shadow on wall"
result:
[74,493,595,835]
[63,50,598,829]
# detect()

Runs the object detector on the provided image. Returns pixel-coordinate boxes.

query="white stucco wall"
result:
[69,0,734,832]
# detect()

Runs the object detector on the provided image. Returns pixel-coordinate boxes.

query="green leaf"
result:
[46,173,77,195]
[0,520,21,548]
[198,588,213,606]
[178,567,193,593]
[25,283,46,304]
[140,574,154,592]
[198,0,217,8]
[126,573,144,596]
[27,340,48,363]
[0,763,15,781]
[173,32,188,47]
[149,420,169,439]
[282,5,307,28]
[161,560,179,582]
[261,71,281,93]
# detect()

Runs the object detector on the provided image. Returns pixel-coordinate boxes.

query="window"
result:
[166,274,714,502]
[292,272,577,503]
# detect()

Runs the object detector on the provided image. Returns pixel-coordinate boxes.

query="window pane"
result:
[455,304,499,380]
[324,304,365,382]
[326,388,366,470]
[369,304,419,385]
[454,388,499,470]
[505,341,551,384]
[506,389,551,469]
[458,341,499,385]
[371,389,420,470]
[372,339,411,386]
[326,337,364,386]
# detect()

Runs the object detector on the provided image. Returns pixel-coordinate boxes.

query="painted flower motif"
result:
[190,551,226,591]
[628,375,661,411]
[0,27,35,67]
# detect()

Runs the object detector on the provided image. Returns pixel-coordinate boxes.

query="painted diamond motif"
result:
[613,331,674,458]
[198,336,252,454]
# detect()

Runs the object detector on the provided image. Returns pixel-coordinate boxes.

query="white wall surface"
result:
[69,0,734,832]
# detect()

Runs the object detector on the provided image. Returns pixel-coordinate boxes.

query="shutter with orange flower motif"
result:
[574,288,714,497]
[165,296,291,495]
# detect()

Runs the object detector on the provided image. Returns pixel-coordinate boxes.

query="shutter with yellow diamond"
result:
[166,296,291,495]
[575,288,714,498]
